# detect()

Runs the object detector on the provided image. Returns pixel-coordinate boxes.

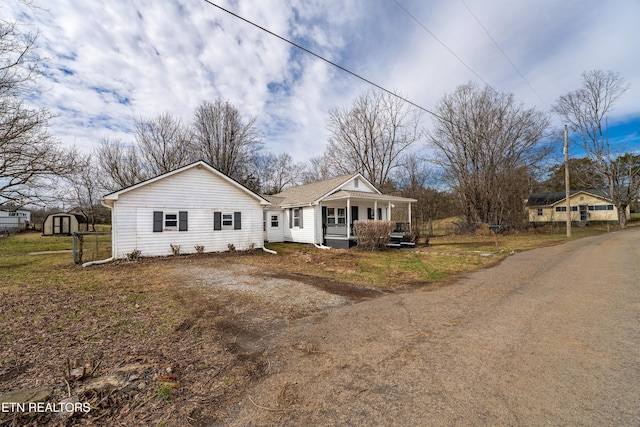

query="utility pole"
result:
[564,125,571,237]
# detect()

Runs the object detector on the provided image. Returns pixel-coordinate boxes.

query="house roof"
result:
[268,173,362,207]
[526,189,611,207]
[102,160,270,205]
[323,190,417,203]
[44,212,88,223]
[266,173,417,208]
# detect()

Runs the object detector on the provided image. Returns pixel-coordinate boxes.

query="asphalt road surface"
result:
[229,228,640,426]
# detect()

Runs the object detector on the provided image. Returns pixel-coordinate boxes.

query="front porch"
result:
[320,190,417,248]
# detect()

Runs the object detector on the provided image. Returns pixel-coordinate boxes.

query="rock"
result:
[56,396,80,420]
[0,386,52,405]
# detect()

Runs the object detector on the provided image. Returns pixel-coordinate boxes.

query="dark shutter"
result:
[179,211,188,231]
[214,211,222,230]
[298,207,303,229]
[377,208,382,220]
[289,208,293,228]
[367,208,373,220]
[153,211,163,232]
[234,212,241,230]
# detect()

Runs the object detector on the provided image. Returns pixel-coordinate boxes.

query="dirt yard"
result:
[0,248,391,426]
[3,227,635,426]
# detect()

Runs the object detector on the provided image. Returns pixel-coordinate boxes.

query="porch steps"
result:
[387,233,415,248]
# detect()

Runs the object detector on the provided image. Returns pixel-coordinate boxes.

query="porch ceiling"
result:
[322,190,417,203]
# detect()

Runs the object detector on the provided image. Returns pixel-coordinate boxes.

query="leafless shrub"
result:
[353,220,394,251]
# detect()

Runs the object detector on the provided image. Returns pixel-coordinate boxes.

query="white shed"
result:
[101,161,270,259]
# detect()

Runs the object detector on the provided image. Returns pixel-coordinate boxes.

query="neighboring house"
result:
[101,161,270,259]
[526,189,629,224]
[43,212,88,235]
[0,208,31,232]
[264,173,417,249]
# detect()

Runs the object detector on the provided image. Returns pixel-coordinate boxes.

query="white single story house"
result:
[263,173,417,249]
[101,161,270,259]
[526,189,629,224]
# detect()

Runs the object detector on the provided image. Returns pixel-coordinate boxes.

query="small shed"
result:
[42,212,88,236]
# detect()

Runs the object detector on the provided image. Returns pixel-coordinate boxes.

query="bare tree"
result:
[1,13,76,204]
[65,154,102,230]
[324,90,422,189]
[429,82,551,229]
[192,99,262,182]
[255,152,304,194]
[300,155,336,184]
[553,70,636,227]
[135,112,192,176]
[396,155,446,236]
[95,137,146,192]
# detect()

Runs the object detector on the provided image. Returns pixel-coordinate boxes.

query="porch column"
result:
[388,202,392,221]
[374,201,378,220]
[407,202,412,228]
[346,198,351,237]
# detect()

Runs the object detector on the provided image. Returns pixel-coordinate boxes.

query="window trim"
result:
[271,215,279,228]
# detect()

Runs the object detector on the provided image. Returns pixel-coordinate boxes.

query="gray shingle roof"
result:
[526,189,611,207]
[268,173,358,206]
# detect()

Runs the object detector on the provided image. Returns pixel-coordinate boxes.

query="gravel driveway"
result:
[226,228,640,426]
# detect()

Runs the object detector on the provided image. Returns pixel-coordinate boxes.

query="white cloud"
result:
[4,0,639,161]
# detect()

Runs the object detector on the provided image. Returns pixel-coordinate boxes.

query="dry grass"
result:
[0,224,617,425]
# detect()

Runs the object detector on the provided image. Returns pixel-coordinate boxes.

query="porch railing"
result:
[393,222,411,233]
[325,224,348,236]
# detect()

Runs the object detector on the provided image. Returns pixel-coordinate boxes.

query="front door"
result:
[53,216,70,234]
[351,206,359,236]
[579,205,588,222]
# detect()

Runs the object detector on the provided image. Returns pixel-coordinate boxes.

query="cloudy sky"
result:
[5,0,640,162]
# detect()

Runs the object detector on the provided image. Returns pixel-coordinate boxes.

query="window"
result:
[214,211,241,230]
[293,208,300,227]
[537,208,543,216]
[222,213,233,228]
[153,211,187,232]
[555,206,577,212]
[327,208,336,225]
[289,208,303,228]
[354,178,359,188]
[592,205,614,211]
[337,208,346,224]
[271,215,279,228]
[165,213,178,229]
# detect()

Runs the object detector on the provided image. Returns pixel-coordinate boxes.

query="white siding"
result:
[340,177,377,193]
[282,206,317,244]
[111,166,264,258]
[265,210,285,243]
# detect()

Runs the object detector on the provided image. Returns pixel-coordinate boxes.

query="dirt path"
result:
[227,228,640,426]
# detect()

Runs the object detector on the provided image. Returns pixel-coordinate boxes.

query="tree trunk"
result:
[617,204,628,229]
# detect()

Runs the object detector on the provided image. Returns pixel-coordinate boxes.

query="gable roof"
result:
[269,173,373,207]
[102,160,270,205]
[526,189,611,207]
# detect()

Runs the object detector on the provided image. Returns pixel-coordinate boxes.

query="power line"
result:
[460,0,549,107]
[200,0,442,119]
[393,0,491,87]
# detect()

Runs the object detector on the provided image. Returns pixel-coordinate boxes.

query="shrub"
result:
[227,243,236,252]
[194,244,205,254]
[126,249,142,261]
[170,244,182,256]
[353,220,394,251]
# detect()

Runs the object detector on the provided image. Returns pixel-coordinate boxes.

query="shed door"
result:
[53,216,70,234]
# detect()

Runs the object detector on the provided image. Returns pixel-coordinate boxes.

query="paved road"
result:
[229,228,640,426]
